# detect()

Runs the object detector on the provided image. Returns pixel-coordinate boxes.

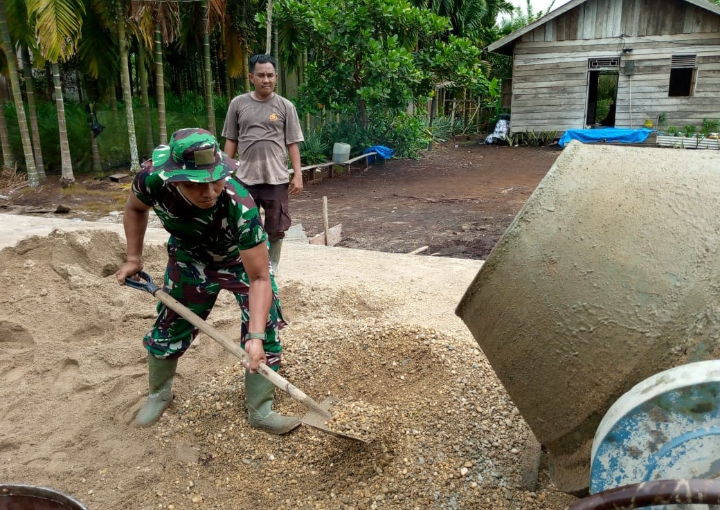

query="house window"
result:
[669,55,697,97]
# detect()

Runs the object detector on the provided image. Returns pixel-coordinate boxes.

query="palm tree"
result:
[265,0,273,54]
[0,0,39,186]
[20,45,45,179]
[78,0,119,173]
[26,0,85,187]
[0,101,13,173]
[0,51,14,172]
[5,0,46,180]
[137,42,155,155]
[133,0,180,145]
[202,0,215,134]
[114,1,140,173]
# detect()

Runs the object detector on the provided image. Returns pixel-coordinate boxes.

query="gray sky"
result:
[505,0,573,15]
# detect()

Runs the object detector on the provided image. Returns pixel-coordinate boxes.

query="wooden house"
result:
[488,0,720,135]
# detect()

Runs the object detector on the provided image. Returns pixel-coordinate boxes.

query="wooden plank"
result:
[566,7,580,40]
[514,35,720,55]
[545,19,554,42]
[621,0,636,37]
[671,0,687,35]
[407,246,429,255]
[604,0,620,38]
[108,173,130,183]
[631,0,642,36]
[515,31,720,49]
[594,0,607,39]
[513,80,588,91]
[574,8,582,40]
[513,96,589,107]
[555,12,566,41]
[512,68,588,79]
[582,0,596,39]
[308,224,342,247]
[514,60,590,72]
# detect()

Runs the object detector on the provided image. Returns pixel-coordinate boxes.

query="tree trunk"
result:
[52,62,74,187]
[224,57,232,104]
[21,45,46,180]
[202,0,215,134]
[107,80,118,119]
[302,49,310,132]
[243,47,250,92]
[154,24,167,145]
[265,0,273,55]
[138,42,154,156]
[0,99,14,172]
[118,20,141,173]
[90,131,101,173]
[0,0,38,186]
[273,26,283,96]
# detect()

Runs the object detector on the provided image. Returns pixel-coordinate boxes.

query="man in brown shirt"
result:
[222,54,304,275]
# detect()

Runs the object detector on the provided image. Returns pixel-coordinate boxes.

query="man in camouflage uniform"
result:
[115,128,300,435]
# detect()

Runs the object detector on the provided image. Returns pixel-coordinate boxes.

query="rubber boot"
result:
[135,355,178,427]
[268,239,283,275]
[245,370,300,435]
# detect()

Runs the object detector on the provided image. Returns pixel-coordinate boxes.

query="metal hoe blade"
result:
[300,397,372,444]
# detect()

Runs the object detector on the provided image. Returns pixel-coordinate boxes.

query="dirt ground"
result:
[2,141,560,259]
[0,141,576,510]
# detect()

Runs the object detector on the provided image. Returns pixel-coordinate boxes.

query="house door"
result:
[586,58,620,127]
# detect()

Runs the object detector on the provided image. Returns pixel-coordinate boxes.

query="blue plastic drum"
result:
[591,360,720,500]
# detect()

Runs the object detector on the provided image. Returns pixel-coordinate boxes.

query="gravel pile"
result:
[148,282,577,509]
[0,229,577,509]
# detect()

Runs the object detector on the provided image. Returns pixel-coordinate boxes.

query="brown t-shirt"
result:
[222,93,304,186]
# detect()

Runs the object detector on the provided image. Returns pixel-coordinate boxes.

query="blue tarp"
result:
[558,128,654,148]
[363,145,395,163]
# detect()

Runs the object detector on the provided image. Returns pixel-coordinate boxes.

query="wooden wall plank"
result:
[631,0,642,36]
[545,20,554,42]
[584,0,598,39]
[595,0,609,39]
[621,0,636,36]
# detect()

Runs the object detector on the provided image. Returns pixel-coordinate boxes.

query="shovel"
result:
[123,271,368,443]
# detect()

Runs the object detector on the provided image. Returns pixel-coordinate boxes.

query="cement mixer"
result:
[456,141,720,494]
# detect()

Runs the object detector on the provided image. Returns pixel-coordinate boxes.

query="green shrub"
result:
[299,129,330,165]
[701,118,720,136]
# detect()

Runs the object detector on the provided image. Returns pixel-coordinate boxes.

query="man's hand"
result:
[244,338,267,372]
[115,260,144,285]
[289,172,303,195]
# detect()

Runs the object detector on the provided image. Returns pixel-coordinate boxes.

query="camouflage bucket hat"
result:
[152,128,237,183]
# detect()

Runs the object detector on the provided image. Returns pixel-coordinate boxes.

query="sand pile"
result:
[0,229,575,509]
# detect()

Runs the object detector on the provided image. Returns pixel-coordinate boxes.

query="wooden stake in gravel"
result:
[323,196,329,246]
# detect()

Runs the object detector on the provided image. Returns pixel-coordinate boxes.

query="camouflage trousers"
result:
[143,252,286,368]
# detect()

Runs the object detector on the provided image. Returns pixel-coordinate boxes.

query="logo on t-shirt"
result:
[269,113,278,122]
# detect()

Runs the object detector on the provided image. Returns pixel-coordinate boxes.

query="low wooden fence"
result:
[297,151,378,184]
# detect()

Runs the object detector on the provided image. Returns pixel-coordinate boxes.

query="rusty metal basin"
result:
[456,141,720,494]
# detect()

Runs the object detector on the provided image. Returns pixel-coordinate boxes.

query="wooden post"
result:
[322,196,329,246]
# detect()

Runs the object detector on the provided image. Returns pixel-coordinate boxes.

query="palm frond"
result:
[27,0,85,61]
[5,0,35,49]
[78,0,118,80]
[223,18,244,77]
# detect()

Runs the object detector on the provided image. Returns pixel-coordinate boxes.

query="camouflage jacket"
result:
[132,161,266,265]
